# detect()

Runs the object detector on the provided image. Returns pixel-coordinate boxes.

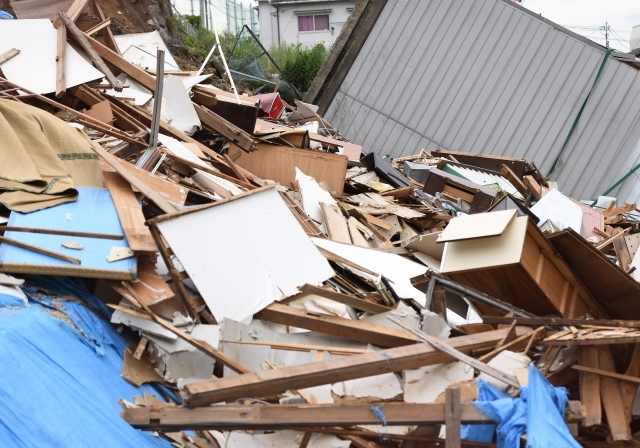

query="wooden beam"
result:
[0,235,80,264]
[88,139,177,214]
[477,327,545,363]
[182,326,528,407]
[254,303,417,348]
[482,316,640,329]
[613,237,632,272]
[445,389,461,448]
[84,18,111,36]
[85,34,156,91]
[0,48,20,65]
[65,0,89,21]
[573,365,640,385]
[579,346,601,427]
[299,284,392,315]
[55,22,66,98]
[58,12,122,92]
[595,227,631,250]
[500,164,527,198]
[603,203,636,218]
[122,403,493,431]
[194,104,256,153]
[598,346,631,441]
[523,175,541,200]
[388,316,520,388]
[0,226,122,240]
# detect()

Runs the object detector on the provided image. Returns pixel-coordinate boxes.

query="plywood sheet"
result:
[232,143,348,196]
[0,187,136,280]
[403,232,444,261]
[441,216,527,273]
[0,19,103,94]
[104,172,157,252]
[156,187,335,323]
[321,203,351,244]
[438,210,516,243]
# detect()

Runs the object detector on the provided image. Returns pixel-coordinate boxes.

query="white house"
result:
[257,0,356,49]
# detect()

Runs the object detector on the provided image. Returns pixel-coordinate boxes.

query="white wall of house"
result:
[258,1,355,49]
[632,24,640,51]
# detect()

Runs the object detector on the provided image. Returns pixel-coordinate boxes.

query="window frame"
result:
[297,13,331,33]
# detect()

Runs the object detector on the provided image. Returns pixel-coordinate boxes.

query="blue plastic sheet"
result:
[0,10,14,19]
[466,365,580,448]
[0,277,172,447]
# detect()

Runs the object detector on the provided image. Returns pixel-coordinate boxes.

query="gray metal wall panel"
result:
[322,0,640,203]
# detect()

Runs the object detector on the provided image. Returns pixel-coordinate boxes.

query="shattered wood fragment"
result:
[299,284,391,315]
[194,104,256,153]
[0,48,20,65]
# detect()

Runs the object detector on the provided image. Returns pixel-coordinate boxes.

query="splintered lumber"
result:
[194,104,256,153]
[388,316,519,388]
[0,226,122,240]
[103,172,157,252]
[109,303,250,375]
[598,346,631,441]
[123,403,492,431]
[0,77,144,146]
[89,139,177,214]
[58,13,122,92]
[523,175,541,200]
[299,284,391,315]
[85,34,156,91]
[84,18,111,36]
[0,48,20,65]
[482,317,640,329]
[603,203,636,218]
[254,303,417,348]
[65,0,89,21]
[0,235,80,264]
[182,326,529,407]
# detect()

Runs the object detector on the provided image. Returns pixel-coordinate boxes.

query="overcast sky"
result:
[523,0,640,51]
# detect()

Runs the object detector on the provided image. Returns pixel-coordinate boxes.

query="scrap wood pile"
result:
[3,4,640,448]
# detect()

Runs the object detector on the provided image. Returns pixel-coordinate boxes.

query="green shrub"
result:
[278,43,328,93]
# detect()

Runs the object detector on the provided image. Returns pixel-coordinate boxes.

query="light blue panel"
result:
[0,187,136,280]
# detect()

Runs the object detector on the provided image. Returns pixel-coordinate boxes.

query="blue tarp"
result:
[463,365,581,448]
[0,276,172,447]
[0,10,14,19]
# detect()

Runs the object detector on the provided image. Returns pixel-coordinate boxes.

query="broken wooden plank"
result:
[598,345,631,441]
[122,402,493,431]
[254,303,417,348]
[388,316,520,388]
[0,48,20,65]
[445,388,461,448]
[523,175,541,200]
[0,225,122,240]
[573,365,640,385]
[194,104,256,153]
[613,237,632,272]
[182,326,528,407]
[55,22,66,97]
[65,0,89,21]
[482,316,640,329]
[84,18,111,36]
[58,12,122,91]
[321,203,351,244]
[86,34,156,91]
[108,259,174,307]
[0,235,80,264]
[103,172,157,252]
[477,327,545,363]
[500,164,527,198]
[89,139,177,214]
[299,284,391,315]
[603,203,636,218]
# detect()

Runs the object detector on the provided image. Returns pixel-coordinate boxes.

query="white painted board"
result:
[0,19,104,94]
[312,238,427,305]
[157,187,334,323]
[531,188,584,235]
[114,31,180,71]
[162,75,201,135]
[438,209,516,243]
[297,168,337,234]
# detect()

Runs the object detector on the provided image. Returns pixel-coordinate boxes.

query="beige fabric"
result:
[0,99,103,212]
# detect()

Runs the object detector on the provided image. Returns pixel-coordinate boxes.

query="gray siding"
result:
[323,0,640,203]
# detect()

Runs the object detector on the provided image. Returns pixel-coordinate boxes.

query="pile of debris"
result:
[2,2,640,447]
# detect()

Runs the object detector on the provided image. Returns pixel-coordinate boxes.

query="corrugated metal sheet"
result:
[322,0,640,204]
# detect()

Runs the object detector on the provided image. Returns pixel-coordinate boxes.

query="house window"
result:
[298,14,330,32]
